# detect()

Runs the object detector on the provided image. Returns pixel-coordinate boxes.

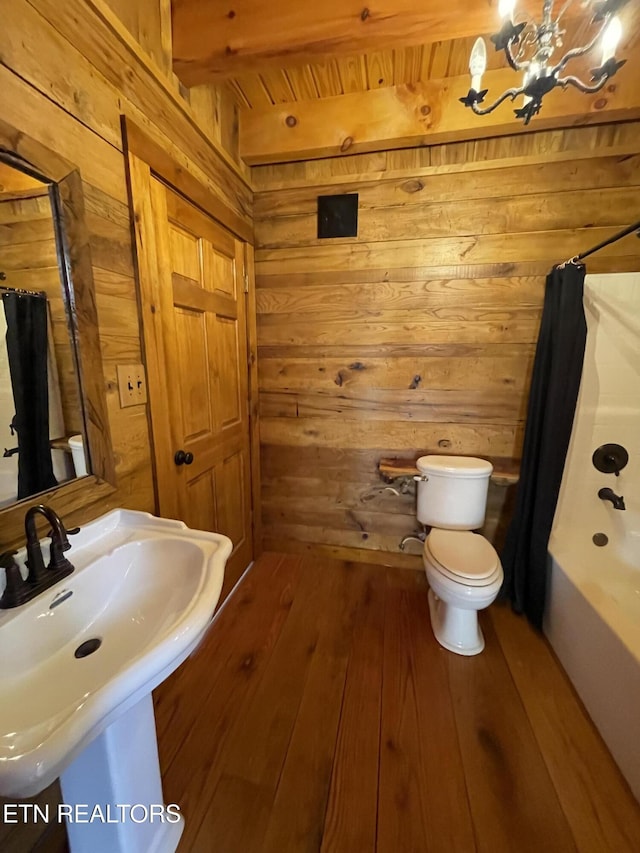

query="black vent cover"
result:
[317,193,358,239]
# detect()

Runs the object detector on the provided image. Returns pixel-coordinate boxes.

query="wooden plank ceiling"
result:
[226,17,607,109]
[171,2,640,163]
[171,0,582,85]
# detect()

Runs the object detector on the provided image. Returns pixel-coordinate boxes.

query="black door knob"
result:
[174,450,194,466]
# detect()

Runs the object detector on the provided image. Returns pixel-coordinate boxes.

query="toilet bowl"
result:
[413,455,503,655]
[68,434,88,477]
[422,528,503,656]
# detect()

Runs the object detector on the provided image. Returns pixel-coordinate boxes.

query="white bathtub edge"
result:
[545,555,640,803]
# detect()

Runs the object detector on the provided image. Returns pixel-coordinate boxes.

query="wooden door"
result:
[130,162,253,589]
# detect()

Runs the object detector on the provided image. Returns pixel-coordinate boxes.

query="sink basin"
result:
[0,509,231,800]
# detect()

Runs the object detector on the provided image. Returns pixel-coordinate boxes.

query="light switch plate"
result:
[117,364,148,408]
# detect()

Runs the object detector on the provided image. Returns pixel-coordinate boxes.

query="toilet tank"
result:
[416,455,493,529]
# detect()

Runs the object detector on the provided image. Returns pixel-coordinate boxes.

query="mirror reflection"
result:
[0,160,88,508]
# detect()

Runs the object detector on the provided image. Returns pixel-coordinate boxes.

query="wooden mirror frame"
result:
[0,117,116,548]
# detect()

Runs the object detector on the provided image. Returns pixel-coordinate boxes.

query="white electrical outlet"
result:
[117,364,148,408]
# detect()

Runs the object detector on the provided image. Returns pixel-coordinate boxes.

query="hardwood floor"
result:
[154,552,640,853]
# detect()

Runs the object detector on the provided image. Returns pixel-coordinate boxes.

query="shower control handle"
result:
[592,443,628,477]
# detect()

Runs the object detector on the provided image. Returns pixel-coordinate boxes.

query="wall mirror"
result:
[0,160,87,506]
[0,118,115,546]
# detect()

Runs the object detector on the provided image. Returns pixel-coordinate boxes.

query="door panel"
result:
[185,470,217,533]
[174,307,213,441]
[216,317,242,427]
[169,226,200,280]
[214,450,248,553]
[209,250,236,298]
[133,171,253,591]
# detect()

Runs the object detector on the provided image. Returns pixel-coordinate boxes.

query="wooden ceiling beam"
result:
[239,64,640,164]
[172,0,576,86]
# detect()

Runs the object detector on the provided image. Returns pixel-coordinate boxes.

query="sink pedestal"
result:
[0,510,231,828]
[60,693,183,853]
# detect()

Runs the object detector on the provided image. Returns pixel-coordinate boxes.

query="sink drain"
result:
[75,638,102,659]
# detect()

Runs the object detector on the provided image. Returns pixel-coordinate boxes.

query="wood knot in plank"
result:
[340,136,354,152]
[477,727,507,770]
[401,179,424,194]
[420,104,431,116]
[348,361,365,371]
[438,439,451,448]
[361,7,370,21]
[227,9,236,18]
[237,590,254,607]
[285,115,297,127]
[409,375,422,390]
[239,654,255,672]
[335,371,346,386]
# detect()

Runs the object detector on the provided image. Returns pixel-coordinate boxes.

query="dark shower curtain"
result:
[3,292,58,500]
[501,262,587,629]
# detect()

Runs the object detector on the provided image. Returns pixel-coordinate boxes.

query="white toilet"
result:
[416,455,503,656]
[68,434,88,477]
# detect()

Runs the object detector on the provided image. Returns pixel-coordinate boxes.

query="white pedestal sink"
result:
[0,509,232,853]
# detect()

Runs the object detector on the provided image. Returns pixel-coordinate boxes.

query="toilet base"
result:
[427,589,485,656]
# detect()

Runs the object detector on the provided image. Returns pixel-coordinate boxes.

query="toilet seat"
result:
[424,529,501,588]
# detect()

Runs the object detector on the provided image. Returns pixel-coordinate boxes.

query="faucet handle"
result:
[1,550,18,569]
[46,524,80,552]
[0,551,28,610]
[47,522,79,574]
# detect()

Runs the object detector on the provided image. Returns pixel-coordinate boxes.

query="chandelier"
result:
[460,0,628,125]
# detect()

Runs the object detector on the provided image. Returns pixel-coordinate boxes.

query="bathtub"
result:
[545,271,640,802]
[546,514,640,801]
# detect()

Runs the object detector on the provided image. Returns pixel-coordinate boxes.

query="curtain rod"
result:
[562,219,640,267]
[0,284,47,299]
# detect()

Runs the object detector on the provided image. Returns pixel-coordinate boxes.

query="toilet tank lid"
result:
[416,455,493,477]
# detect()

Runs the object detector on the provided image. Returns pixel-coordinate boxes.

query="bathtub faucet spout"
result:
[598,487,626,511]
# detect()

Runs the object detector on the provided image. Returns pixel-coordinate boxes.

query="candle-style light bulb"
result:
[469,37,487,91]
[526,61,540,83]
[522,61,540,106]
[499,0,516,21]
[601,16,622,64]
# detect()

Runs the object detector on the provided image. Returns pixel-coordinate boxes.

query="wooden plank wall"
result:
[253,121,640,568]
[1,0,252,529]
[103,0,172,73]
[1,3,252,848]
[103,0,245,171]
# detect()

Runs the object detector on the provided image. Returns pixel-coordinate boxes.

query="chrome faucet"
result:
[597,487,626,511]
[1,505,79,609]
